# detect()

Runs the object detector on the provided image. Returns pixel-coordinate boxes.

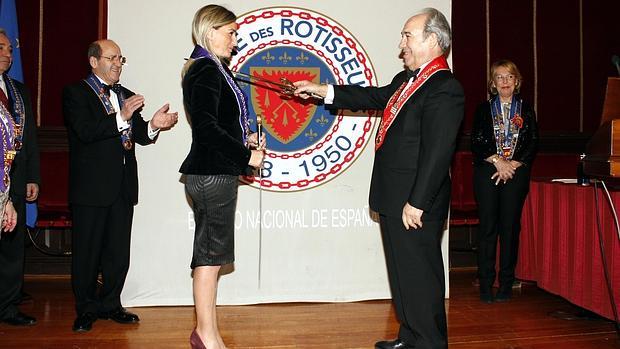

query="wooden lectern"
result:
[583,77,620,178]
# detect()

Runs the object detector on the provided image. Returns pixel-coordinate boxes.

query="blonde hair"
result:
[488,59,522,95]
[182,4,236,77]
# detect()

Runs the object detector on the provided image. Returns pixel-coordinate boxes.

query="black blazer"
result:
[63,80,152,206]
[331,69,465,219]
[470,98,538,166]
[179,58,251,176]
[7,79,40,200]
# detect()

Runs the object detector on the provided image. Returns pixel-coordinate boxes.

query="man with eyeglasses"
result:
[63,39,178,332]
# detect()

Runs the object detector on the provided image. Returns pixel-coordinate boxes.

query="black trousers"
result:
[380,215,447,349]
[0,196,26,319]
[71,192,133,316]
[473,164,530,292]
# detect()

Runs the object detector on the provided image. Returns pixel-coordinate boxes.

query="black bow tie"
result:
[103,83,122,96]
[406,68,420,80]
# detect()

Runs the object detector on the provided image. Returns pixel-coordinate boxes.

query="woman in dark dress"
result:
[471,59,538,303]
[180,5,265,349]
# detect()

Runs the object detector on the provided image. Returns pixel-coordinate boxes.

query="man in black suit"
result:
[0,28,40,327]
[63,39,177,332]
[294,8,464,349]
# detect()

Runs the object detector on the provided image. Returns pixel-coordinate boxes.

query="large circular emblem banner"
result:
[231,7,378,192]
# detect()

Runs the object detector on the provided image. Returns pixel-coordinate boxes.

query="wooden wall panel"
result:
[535,0,581,132]
[16,0,101,129]
[40,1,100,127]
[582,1,620,133]
[452,0,619,156]
[489,0,536,107]
[452,0,487,131]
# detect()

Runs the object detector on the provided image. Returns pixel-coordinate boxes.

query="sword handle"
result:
[256,114,263,150]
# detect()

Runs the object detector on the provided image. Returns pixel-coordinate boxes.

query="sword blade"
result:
[232,71,294,91]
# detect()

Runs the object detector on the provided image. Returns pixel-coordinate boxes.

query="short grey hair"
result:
[418,8,451,53]
[0,28,7,38]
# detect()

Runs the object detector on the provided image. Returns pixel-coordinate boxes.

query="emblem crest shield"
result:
[250,68,319,144]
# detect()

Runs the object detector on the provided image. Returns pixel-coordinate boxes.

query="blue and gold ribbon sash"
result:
[375,55,450,151]
[3,74,24,152]
[490,95,523,160]
[0,101,15,193]
[189,45,250,144]
[84,74,133,150]
[84,74,119,115]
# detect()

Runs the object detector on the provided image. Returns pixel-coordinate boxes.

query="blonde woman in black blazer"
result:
[180,5,265,349]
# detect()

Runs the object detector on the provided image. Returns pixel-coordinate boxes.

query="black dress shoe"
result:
[495,284,513,302]
[480,292,494,304]
[495,291,512,302]
[375,338,413,349]
[2,312,37,326]
[72,312,97,332]
[98,307,140,324]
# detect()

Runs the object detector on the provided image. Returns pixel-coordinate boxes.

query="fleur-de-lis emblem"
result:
[279,51,292,64]
[315,115,329,126]
[262,52,275,64]
[296,52,309,64]
[305,128,318,141]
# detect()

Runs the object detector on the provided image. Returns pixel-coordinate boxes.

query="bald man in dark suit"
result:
[63,39,177,332]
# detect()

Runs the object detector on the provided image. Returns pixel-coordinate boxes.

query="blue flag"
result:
[0,0,23,82]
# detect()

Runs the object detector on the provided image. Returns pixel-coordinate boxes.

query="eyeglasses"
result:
[494,74,515,82]
[100,55,127,65]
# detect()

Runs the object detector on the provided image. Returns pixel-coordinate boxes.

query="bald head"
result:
[87,39,120,60]
[398,8,451,70]
[88,39,123,85]
[412,8,452,54]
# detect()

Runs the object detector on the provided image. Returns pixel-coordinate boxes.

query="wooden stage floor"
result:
[0,269,617,348]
